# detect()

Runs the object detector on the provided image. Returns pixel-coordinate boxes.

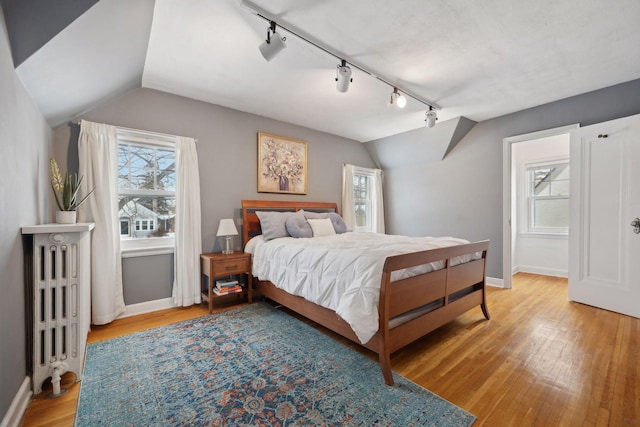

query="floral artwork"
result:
[258,132,307,194]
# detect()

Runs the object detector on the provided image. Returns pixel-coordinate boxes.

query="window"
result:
[353,170,373,232]
[527,161,569,233]
[120,219,130,236]
[343,164,384,233]
[117,130,176,254]
[134,218,155,231]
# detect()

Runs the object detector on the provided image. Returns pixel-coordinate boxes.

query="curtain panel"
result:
[372,168,385,234]
[342,164,357,231]
[172,136,203,306]
[78,120,125,325]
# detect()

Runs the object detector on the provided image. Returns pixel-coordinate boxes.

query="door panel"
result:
[569,114,640,318]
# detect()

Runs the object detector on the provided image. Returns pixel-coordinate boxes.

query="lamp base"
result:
[222,236,233,255]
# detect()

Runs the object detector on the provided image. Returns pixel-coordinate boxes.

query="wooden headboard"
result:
[241,200,338,246]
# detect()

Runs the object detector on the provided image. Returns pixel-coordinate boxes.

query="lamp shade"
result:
[216,219,238,237]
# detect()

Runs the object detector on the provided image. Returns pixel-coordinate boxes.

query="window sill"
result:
[121,237,175,258]
[121,245,174,258]
[519,231,568,239]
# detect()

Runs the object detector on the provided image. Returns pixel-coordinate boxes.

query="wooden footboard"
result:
[376,240,490,385]
[253,240,489,386]
[241,200,490,386]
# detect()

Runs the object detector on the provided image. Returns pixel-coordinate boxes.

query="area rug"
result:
[75,302,475,426]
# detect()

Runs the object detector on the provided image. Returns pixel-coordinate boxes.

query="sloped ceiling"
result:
[8,0,640,142]
[366,117,478,169]
[0,0,99,67]
[12,0,154,126]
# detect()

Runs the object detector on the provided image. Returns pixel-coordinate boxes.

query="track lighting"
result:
[335,59,352,93]
[390,88,407,108]
[259,21,286,62]
[242,0,441,128]
[425,107,437,128]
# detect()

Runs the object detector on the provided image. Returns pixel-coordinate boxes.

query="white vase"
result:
[55,210,77,224]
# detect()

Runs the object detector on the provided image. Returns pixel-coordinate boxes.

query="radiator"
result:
[22,223,94,395]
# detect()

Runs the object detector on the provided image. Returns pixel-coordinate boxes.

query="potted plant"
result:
[50,158,94,224]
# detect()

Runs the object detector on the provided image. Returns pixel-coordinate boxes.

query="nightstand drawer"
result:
[210,256,250,276]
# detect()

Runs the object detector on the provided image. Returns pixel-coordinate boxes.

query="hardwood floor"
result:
[21,274,639,426]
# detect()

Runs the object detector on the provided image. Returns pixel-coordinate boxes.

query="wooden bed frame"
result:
[241,199,490,386]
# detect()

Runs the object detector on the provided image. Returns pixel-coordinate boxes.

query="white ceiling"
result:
[15,0,640,142]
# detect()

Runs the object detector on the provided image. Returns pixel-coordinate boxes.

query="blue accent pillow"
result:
[256,211,295,241]
[285,212,313,238]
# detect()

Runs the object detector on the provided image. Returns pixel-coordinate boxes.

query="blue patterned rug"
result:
[75,302,475,426]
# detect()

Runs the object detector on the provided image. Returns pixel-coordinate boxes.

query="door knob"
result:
[632,218,640,234]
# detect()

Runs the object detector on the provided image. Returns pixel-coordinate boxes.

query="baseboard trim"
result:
[486,276,504,288]
[1,377,32,427]
[117,297,177,319]
[517,266,568,278]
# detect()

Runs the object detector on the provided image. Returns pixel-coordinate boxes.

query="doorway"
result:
[502,124,578,289]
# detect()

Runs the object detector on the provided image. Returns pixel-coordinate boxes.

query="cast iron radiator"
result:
[22,224,93,395]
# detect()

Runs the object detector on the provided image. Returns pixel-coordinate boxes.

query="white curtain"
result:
[172,136,202,306]
[342,164,357,231]
[342,164,385,233]
[78,120,125,325]
[372,168,385,234]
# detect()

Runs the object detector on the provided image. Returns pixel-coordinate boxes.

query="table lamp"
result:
[216,219,238,255]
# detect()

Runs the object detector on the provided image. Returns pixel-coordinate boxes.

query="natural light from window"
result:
[528,161,570,233]
[117,131,176,256]
[353,170,373,232]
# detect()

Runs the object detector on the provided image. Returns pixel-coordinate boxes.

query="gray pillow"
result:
[285,212,313,238]
[256,211,295,241]
[301,210,329,220]
[301,210,348,234]
[328,213,348,234]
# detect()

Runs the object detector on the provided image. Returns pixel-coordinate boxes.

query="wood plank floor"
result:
[22,273,639,426]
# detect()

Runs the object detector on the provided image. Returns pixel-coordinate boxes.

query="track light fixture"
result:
[335,59,352,93]
[425,107,437,128]
[242,1,439,127]
[390,88,407,109]
[258,21,286,62]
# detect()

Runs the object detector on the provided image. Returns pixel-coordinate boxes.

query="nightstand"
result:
[201,252,252,313]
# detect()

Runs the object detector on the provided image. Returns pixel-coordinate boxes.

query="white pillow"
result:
[307,218,336,237]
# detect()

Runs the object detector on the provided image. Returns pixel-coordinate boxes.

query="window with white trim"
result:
[527,161,570,233]
[353,169,374,232]
[117,130,176,254]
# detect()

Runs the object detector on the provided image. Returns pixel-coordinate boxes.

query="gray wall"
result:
[122,255,174,305]
[53,88,376,305]
[0,6,51,420]
[367,79,640,279]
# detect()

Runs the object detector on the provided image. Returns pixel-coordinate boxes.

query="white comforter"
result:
[246,232,475,344]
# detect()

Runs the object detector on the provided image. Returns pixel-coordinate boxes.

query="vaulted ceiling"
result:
[6,0,640,142]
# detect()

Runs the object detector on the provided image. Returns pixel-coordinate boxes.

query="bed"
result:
[241,199,490,386]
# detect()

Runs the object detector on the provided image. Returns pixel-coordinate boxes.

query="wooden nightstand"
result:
[201,252,252,313]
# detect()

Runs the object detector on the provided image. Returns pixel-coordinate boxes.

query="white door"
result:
[569,114,640,318]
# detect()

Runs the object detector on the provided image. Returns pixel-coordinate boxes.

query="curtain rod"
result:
[71,119,198,143]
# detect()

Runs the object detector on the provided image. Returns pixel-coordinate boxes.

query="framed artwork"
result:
[257,132,308,194]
